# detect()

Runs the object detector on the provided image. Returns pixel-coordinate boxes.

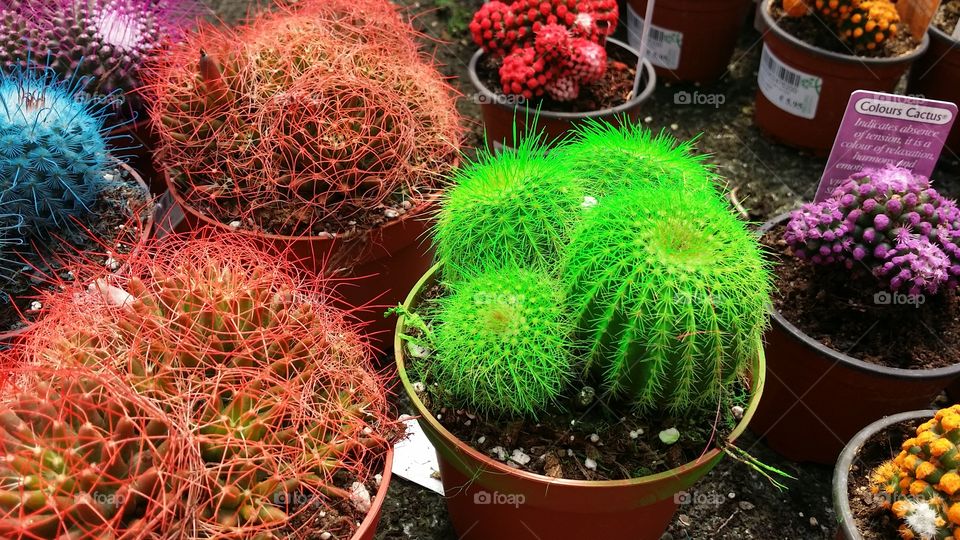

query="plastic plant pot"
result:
[625,0,754,83]
[468,38,656,150]
[393,263,767,540]
[754,0,929,155]
[164,170,437,352]
[352,448,394,540]
[0,161,155,347]
[907,23,960,157]
[750,214,960,464]
[832,410,935,540]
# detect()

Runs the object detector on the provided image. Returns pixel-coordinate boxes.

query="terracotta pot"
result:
[394,264,766,540]
[832,410,935,540]
[351,448,394,540]
[0,162,155,347]
[468,38,656,149]
[751,214,960,464]
[165,171,436,352]
[907,24,960,156]
[110,121,165,196]
[754,0,929,155]
[626,0,753,83]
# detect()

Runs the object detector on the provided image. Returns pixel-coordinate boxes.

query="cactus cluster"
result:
[785,165,960,296]
[18,233,397,537]
[150,0,461,235]
[428,267,574,417]
[415,120,768,418]
[469,0,618,101]
[871,405,960,540]
[782,0,900,52]
[0,366,186,538]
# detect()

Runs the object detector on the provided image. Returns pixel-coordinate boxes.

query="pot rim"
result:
[929,23,959,45]
[467,38,657,122]
[761,212,960,379]
[760,0,930,66]
[163,168,441,243]
[394,262,767,489]
[0,160,154,342]
[832,409,936,540]
[351,447,394,539]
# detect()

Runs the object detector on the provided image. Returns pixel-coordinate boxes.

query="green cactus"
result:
[552,119,718,197]
[433,135,586,282]
[561,184,771,412]
[427,266,574,417]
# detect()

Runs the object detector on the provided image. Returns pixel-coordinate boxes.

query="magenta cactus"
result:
[470,0,618,101]
[785,165,960,295]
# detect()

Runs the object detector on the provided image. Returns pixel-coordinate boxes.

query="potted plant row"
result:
[0,67,152,346]
[393,120,776,539]
[625,0,754,83]
[752,165,960,464]
[467,0,656,148]
[0,231,399,539]
[756,0,929,154]
[147,0,462,349]
[909,0,960,157]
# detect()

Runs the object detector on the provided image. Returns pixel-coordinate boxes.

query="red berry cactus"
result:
[470,0,618,101]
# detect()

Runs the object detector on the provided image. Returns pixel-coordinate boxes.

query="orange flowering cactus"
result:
[871,405,960,540]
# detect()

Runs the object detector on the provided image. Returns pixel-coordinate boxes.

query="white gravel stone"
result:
[589,433,600,443]
[385,208,400,219]
[349,482,371,513]
[584,458,597,470]
[510,449,531,466]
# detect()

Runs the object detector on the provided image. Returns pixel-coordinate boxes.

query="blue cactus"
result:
[0,68,116,239]
[0,214,22,283]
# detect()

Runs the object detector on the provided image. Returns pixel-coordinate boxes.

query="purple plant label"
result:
[815,91,957,202]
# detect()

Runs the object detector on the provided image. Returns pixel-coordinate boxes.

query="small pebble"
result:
[477,436,486,444]
[349,482,371,513]
[731,405,745,419]
[739,501,755,511]
[412,382,426,392]
[670,123,679,130]
[28,301,42,311]
[809,517,819,527]
[678,514,691,527]
[581,196,598,209]
[567,449,574,457]
[401,200,412,209]
[374,474,382,486]
[490,446,508,460]
[385,208,400,219]
[319,533,331,540]
[727,492,736,499]
[464,420,472,426]
[644,116,653,123]
[228,220,242,228]
[589,434,600,443]
[629,430,640,439]
[569,435,575,441]
[510,449,531,466]
[584,458,597,470]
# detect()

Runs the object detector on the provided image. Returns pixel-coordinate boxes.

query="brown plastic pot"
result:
[352,448,394,540]
[907,24,960,156]
[165,171,436,352]
[755,0,929,155]
[110,121,165,196]
[626,0,754,83]
[0,161,155,348]
[468,38,656,149]
[394,264,767,540]
[750,214,960,464]
[832,410,934,540]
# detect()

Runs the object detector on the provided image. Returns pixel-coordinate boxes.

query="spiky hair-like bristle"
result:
[562,184,771,412]
[433,134,586,282]
[552,119,719,197]
[428,266,575,418]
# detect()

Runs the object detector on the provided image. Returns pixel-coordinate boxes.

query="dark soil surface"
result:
[770,4,921,58]
[846,416,924,540]
[934,0,960,35]
[0,167,150,335]
[476,43,641,114]
[283,463,386,540]
[762,223,960,370]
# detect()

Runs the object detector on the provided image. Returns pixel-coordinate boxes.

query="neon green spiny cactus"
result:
[561,184,771,411]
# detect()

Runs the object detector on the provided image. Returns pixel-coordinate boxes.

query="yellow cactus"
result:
[838,0,900,51]
[871,405,960,540]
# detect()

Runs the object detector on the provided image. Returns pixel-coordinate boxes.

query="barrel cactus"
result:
[562,184,771,411]
[29,232,397,537]
[149,0,461,235]
[871,405,960,540]
[0,366,186,539]
[433,136,585,282]
[0,1,34,73]
[427,266,574,417]
[785,165,960,295]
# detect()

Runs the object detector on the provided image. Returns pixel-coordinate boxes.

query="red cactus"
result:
[147,0,461,235]
[470,0,616,101]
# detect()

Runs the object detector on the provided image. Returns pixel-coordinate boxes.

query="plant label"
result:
[758,44,822,120]
[954,20,960,40]
[896,0,942,41]
[815,91,958,202]
[626,4,682,70]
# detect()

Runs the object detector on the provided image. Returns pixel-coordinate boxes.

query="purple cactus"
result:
[785,165,960,295]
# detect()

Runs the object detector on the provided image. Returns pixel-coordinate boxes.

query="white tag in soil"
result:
[953,21,960,40]
[626,4,682,70]
[391,417,444,496]
[758,43,823,120]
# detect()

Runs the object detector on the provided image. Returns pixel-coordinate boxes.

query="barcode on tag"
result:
[626,4,683,70]
[758,44,822,119]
